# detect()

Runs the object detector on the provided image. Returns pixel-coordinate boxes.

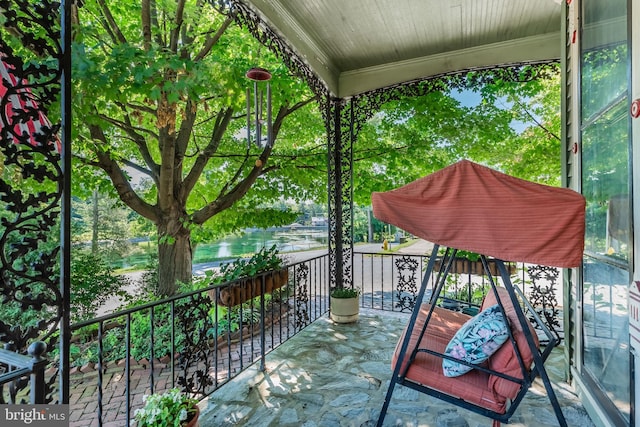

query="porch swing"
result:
[371,160,586,427]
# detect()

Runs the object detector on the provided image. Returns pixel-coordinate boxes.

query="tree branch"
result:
[190,160,260,225]
[169,0,187,53]
[125,101,157,116]
[96,0,127,44]
[191,130,279,225]
[88,124,158,222]
[512,98,560,141]
[182,107,234,198]
[141,0,152,50]
[179,0,205,49]
[150,0,163,46]
[189,95,320,224]
[282,96,319,119]
[119,158,153,179]
[157,92,178,211]
[194,14,235,61]
[175,99,198,165]
[271,95,318,137]
[96,112,158,141]
[96,106,161,185]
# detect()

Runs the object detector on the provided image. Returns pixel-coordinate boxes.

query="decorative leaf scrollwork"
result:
[395,256,419,312]
[0,0,63,405]
[294,264,310,329]
[526,265,561,342]
[176,292,216,397]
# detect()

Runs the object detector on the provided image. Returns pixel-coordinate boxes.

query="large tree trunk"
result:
[157,219,193,296]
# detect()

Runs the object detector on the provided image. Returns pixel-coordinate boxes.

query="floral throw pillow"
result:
[442,304,510,377]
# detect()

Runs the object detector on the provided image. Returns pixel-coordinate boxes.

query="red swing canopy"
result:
[372,160,585,268]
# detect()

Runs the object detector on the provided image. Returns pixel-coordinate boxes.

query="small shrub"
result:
[133,388,198,427]
[71,251,130,321]
[330,287,361,298]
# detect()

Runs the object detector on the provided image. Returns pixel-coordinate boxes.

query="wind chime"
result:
[245,67,272,150]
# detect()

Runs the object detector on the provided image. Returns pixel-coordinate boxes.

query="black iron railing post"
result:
[171,300,176,388]
[28,341,47,404]
[0,341,47,404]
[98,321,104,424]
[60,0,73,405]
[260,274,266,372]
[149,307,155,394]
[125,313,132,427]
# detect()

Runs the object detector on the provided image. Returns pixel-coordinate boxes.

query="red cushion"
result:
[392,304,508,413]
[481,287,539,399]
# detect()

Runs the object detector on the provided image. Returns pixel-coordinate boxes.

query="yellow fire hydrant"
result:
[382,239,389,251]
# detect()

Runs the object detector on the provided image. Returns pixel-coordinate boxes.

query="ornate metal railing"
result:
[353,251,562,339]
[0,342,48,404]
[60,249,562,426]
[67,255,329,427]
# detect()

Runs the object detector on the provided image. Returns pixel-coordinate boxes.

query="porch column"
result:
[0,1,69,406]
[60,0,73,403]
[327,97,354,289]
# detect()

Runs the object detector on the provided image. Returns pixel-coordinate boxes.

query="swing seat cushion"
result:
[482,287,539,399]
[393,305,507,412]
[392,288,539,413]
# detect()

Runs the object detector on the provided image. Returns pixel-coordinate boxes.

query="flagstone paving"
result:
[198,309,596,427]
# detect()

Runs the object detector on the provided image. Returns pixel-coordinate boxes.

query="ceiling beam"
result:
[338,32,561,98]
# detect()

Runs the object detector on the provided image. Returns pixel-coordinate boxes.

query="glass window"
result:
[582,98,629,261]
[580,0,630,423]
[582,260,629,419]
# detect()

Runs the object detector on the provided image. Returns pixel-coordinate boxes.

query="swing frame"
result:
[376,244,568,427]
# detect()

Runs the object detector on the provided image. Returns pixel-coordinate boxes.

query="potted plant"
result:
[330,286,361,323]
[133,388,199,427]
[434,249,517,276]
[210,245,289,307]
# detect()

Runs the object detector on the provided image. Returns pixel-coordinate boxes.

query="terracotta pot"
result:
[210,269,289,307]
[265,269,289,293]
[434,258,516,276]
[217,279,255,307]
[184,405,199,427]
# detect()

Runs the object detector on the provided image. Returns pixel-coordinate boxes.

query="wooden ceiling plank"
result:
[242,0,562,97]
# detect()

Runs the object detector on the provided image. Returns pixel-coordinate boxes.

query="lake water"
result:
[193,227,328,263]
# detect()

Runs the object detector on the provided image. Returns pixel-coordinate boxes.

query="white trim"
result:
[571,367,620,427]
[631,0,640,423]
[337,32,560,97]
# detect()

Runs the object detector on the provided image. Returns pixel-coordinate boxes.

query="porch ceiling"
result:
[241,0,563,98]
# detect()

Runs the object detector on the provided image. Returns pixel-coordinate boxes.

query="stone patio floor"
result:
[197,308,597,427]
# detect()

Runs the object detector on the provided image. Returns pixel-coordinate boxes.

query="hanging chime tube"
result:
[246,88,251,149]
[267,82,272,147]
[245,67,272,148]
[254,81,260,147]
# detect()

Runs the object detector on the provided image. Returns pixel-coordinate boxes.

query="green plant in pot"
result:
[435,248,516,276]
[210,245,289,307]
[330,286,361,323]
[133,388,199,427]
